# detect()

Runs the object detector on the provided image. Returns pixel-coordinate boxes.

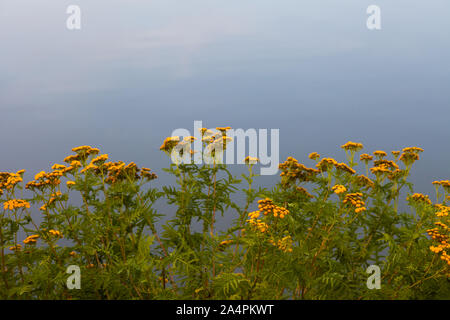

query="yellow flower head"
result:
[402,147,424,154]
[373,150,387,159]
[308,152,320,160]
[91,154,109,164]
[407,193,432,206]
[3,199,31,211]
[244,156,259,165]
[332,184,347,195]
[360,154,373,162]
[67,181,76,187]
[160,136,180,152]
[341,141,364,152]
[316,158,338,172]
[51,164,66,171]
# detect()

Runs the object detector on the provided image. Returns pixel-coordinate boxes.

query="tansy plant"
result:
[0,133,449,300]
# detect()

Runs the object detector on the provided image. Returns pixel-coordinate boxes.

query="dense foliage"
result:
[0,130,449,299]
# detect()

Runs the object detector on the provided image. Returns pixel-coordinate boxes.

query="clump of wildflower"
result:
[48,229,63,238]
[23,234,39,245]
[435,204,449,217]
[388,169,408,182]
[370,165,392,180]
[140,167,158,181]
[0,172,23,190]
[218,239,233,251]
[391,151,401,159]
[427,224,450,266]
[316,158,338,172]
[373,150,387,159]
[63,154,80,163]
[9,244,22,251]
[332,184,347,195]
[433,180,450,194]
[270,235,293,253]
[80,163,98,174]
[308,152,320,160]
[257,198,289,219]
[360,154,373,162]
[244,156,259,165]
[341,142,364,152]
[199,128,215,137]
[183,136,197,143]
[279,157,319,186]
[216,127,231,134]
[247,218,269,233]
[341,141,364,165]
[343,193,366,213]
[3,199,31,211]
[211,136,233,151]
[374,160,399,171]
[91,154,108,165]
[399,151,420,168]
[160,136,180,152]
[402,147,424,154]
[51,164,66,170]
[407,193,432,206]
[248,211,260,219]
[355,175,374,189]
[335,162,356,175]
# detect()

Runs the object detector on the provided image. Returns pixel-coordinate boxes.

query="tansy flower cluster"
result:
[373,150,387,159]
[427,223,450,266]
[435,204,449,217]
[23,234,39,245]
[218,240,233,251]
[279,157,319,186]
[373,160,399,171]
[399,149,420,168]
[160,136,180,152]
[360,154,373,162]
[247,217,269,233]
[343,193,366,213]
[48,229,63,238]
[0,171,24,191]
[9,244,22,251]
[269,235,293,253]
[40,192,63,211]
[332,184,347,195]
[25,169,64,190]
[334,162,356,175]
[341,142,364,152]
[3,199,30,211]
[433,180,450,194]
[355,175,374,189]
[407,193,432,206]
[244,156,259,165]
[308,152,320,160]
[316,158,338,172]
[71,146,100,161]
[257,198,289,219]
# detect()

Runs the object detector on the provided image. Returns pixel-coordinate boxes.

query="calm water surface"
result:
[1,1,449,225]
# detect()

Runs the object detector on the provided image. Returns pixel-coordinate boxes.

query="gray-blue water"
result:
[1,1,449,224]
